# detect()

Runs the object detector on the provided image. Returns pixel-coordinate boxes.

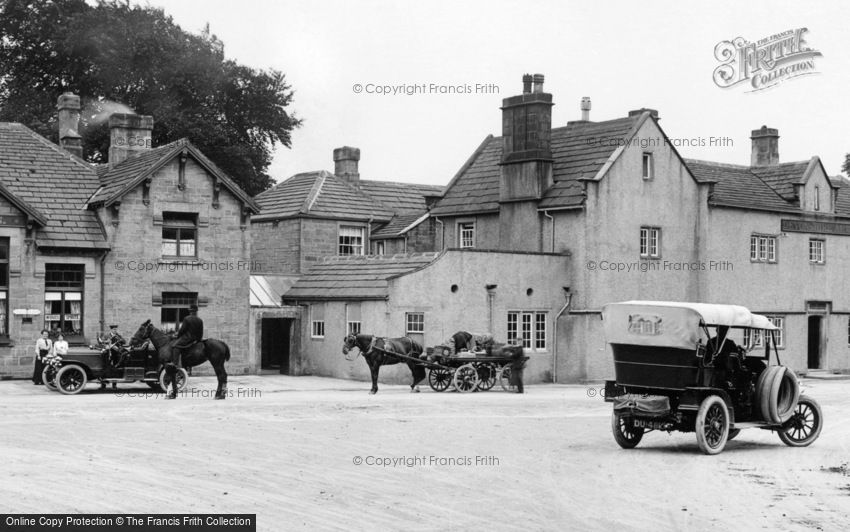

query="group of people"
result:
[30,330,69,385]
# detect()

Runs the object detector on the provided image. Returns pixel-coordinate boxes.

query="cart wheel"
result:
[42,366,59,392]
[56,364,88,395]
[476,363,497,391]
[158,367,189,393]
[498,366,516,392]
[778,395,823,447]
[727,429,741,441]
[695,395,729,455]
[452,363,479,393]
[428,367,453,392]
[611,410,644,449]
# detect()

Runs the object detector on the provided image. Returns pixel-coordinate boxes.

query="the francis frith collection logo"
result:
[713,28,822,92]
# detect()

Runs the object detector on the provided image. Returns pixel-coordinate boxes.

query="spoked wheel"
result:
[428,367,453,392]
[42,366,59,392]
[695,395,729,455]
[498,366,516,392]
[157,367,189,393]
[452,363,479,393]
[611,410,644,449]
[56,364,88,395]
[778,395,823,447]
[476,363,497,391]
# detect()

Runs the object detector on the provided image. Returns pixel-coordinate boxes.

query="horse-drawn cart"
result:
[424,352,528,393]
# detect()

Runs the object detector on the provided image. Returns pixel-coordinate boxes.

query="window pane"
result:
[640,228,648,256]
[535,313,547,349]
[339,226,364,255]
[507,312,518,344]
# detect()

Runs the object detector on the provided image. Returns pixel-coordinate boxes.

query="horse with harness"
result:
[342,333,425,394]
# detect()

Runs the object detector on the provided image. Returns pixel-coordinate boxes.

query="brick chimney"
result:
[333,146,360,183]
[57,93,83,158]
[108,113,153,166]
[751,126,779,167]
[498,73,554,251]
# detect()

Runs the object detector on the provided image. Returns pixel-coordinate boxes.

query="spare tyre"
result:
[756,366,800,424]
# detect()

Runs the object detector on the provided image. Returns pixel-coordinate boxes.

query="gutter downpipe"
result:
[543,210,554,252]
[434,217,445,250]
[99,249,109,334]
[552,288,572,384]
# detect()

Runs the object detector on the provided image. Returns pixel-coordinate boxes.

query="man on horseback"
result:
[174,304,203,367]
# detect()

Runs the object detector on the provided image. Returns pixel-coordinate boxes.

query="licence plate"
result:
[633,418,666,430]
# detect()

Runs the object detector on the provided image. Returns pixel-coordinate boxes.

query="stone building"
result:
[430,73,850,381]
[0,93,258,377]
[282,249,570,384]
[250,146,443,275]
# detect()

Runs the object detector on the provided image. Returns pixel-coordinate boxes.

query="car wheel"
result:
[778,395,823,447]
[695,395,729,455]
[56,364,88,395]
[158,367,188,393]
[42,366,59,392]
[611,410,644,449]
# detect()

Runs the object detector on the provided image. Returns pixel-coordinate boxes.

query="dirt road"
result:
[1,376,848,531]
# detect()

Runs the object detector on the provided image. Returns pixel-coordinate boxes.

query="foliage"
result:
[0,0,301,195]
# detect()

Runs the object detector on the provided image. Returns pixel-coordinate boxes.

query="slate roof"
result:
[834,177,850,215]
[371,212,428,239]
[0,122,108,249]
[88,138,259,212]
[253,171,394,222]
[686,159,799,213]
[751,161,813,201]
[430,116,641,216]
[356,180,443,214]
[283,253,440,300]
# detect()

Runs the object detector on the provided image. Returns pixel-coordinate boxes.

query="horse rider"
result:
[173,304,204,366]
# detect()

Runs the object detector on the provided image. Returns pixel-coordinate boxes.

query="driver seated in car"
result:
[706,326,744,387]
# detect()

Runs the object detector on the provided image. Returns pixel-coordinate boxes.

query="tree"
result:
[0,0,300,196]
[843,153,850,177]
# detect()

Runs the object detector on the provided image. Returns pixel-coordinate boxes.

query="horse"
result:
[130,319,231,400]
[342,333,426,394]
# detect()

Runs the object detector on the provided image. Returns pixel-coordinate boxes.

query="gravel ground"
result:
[1,375,848,531]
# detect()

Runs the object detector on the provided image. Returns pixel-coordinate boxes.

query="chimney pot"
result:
[522,74,533,94]
[333,146,361,183]
[108,113,153,166]
[750,125,779,167]
[532,73,545,93]
[56,92,83,158]
[580,97,591,121]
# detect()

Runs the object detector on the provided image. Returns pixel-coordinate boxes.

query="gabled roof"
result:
[356,180,443,214]
[88,138,259,212]
[0,122,108,249]
[253,171,394,222]
[430,115,642,216]
[371,212,429,239]
[750,160,814,201]
[283,253,440,300]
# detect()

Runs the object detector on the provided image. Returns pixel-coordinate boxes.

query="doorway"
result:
[261,318,291,374]
[807,315,822,370]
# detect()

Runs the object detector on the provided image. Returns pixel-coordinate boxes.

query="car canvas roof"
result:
[613,301,779,329]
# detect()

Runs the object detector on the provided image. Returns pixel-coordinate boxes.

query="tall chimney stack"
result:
[751,126,779,167]
[333,146,360,183]
[580,97,591,121]
[108,113,153,166]
[57,93,83,158]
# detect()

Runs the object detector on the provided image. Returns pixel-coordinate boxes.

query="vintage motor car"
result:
[42,337,188,395]
[602,301,822,455]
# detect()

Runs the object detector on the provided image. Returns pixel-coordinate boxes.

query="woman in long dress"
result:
[32,330,52,385]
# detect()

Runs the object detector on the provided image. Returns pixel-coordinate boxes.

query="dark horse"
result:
[342,334,425,394]
[130,320,231,399]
